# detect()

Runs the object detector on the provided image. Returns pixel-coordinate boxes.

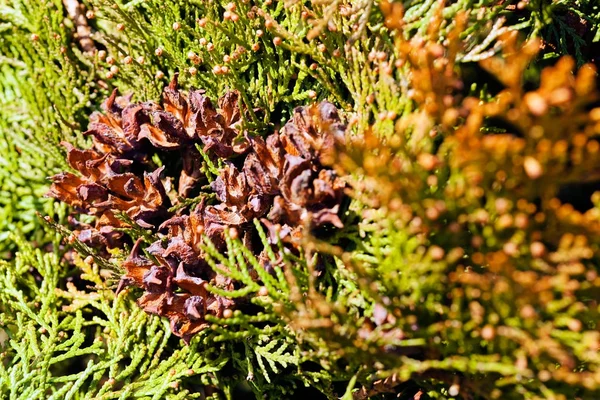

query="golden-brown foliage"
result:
[281,18,600,400]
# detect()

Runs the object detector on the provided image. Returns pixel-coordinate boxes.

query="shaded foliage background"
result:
[1,0,600,399]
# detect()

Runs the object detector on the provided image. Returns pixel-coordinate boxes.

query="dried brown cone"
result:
[48,75,248,243]
[47,78,347,341]
[126,102,348,340]
[208,102,347,261]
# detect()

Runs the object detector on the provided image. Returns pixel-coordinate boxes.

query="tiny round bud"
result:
[503,242,518,256]
[31,33,39,41]
[223,309,233,318]
[524,92,547,116]
[199,38,207,46]
[188,67,197,75]
[568,319,582,332]
[223,10,232,20]
[116,23,125,31]
[317,44,326,53]
[213,65,222,74]
[186,369,195,376]
[273,37,282,46]
[60,46,66,54]
[530,241,545,258]
[225,2,236,11]
[155,70,165,79]
[448,384,460,397]
[107,378,116,386]
[265,19,274,29]
[524,156,543,179]
[429,246,445,260]
[520,304,536,318]
[172,22,181,30]
[169,381,179,389]
[481,325,495,340]
[187,51,197,60]
[123,56,133,64]
[386,111,397,120]
[307,90,317,99]
[495,198,510,214]
[309,63,318,70]
[231,13,239,22]
[155,47,164,57]
[85,10,95,19]
[106,71,115,79]
[223,55,231,63]
[538,370,552,382]
[198,18,208,27]
[425,206,440,220]
[84,256,94,265]
[206,43,215,51]
[258,286,268,296]
[417,153,438,171]
[136,56,145,64]
[366,93,375,104]
[98,50,107,60]
[110,65,119,74]
[220,65,229,74]
[256,29,264,37]
[106,56,115,65]
[333,49,341,57]
[251,43,260,51]
[229,227,238,239]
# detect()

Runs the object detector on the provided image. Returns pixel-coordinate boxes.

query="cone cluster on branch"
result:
[48,76,346,340]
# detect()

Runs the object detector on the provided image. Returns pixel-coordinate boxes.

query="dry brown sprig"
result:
[328,27,600,397]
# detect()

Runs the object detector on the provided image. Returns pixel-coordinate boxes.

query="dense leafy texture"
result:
[47,76,347,342]
[1,0,600,399]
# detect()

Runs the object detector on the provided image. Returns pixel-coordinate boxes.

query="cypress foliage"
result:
[1,1,600,399]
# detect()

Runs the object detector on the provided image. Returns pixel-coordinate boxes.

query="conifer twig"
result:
[62,0,95,53]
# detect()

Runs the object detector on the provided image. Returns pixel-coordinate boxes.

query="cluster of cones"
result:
[48,76,346,340]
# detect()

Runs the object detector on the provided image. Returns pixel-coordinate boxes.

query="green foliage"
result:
[0,0,98,253]
[0,220,329,399]
[0,233,227,399]
[2,0,600,399]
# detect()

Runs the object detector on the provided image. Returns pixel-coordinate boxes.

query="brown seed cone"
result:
[48,75,248,236]
[120,237,235,342]
[209,101,347,233]
[48,141,170,234]
[206,102,347,271]
[48,79,347,341]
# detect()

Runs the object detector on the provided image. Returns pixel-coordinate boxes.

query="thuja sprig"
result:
[0,235,235,400]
